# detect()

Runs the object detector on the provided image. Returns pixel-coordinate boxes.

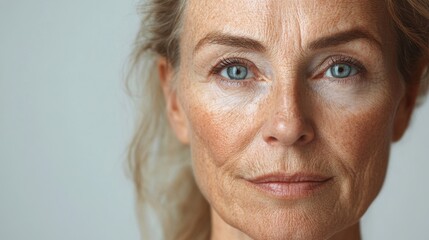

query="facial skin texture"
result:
[159,0,420,239]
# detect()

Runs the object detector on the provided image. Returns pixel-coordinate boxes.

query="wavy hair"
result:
[126,0,429,239]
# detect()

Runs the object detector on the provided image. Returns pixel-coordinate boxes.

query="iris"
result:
[327,64,355,78]
[225,65,248,80]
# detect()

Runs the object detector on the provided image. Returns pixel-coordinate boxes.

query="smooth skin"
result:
[159,0,422,239]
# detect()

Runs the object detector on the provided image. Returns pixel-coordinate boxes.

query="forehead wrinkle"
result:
[186,0,275,55]
[261,1,309,65]
[262,1,282,48]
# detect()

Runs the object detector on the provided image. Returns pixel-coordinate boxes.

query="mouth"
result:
[245,173,333,200]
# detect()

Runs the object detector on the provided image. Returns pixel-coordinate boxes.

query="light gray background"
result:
[0,1,428,239]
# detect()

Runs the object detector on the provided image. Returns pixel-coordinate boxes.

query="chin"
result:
[213,188,364,240]
[230,213,348,240]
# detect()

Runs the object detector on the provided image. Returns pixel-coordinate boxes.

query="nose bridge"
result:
[273,80,302,118]
[269,63,305,118]
[270,47,305,114]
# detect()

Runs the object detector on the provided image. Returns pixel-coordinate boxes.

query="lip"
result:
[245,173,333,200]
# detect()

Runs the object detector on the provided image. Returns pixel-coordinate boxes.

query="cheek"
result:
[184,88,265,167]
[329,106,394,162]
[315,76,398,173]
[322,93,397,215]
[189,108,240,166]
[182,85,269,204]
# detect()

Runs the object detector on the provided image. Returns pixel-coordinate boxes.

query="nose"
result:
[262,86,315,147]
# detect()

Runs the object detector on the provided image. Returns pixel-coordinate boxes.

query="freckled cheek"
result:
[187,112,241,167]
[345,113,390,150]
[185,100,260,167]
[330,104,394,186]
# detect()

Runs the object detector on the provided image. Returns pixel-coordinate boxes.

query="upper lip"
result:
[247,173,332,184]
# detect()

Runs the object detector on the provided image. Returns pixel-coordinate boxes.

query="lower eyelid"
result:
[215,76,257,89]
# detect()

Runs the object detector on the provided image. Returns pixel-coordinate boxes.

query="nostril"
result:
[298,134,307,143]
[263,125,315,146]
[266,136,278,144]
[297,129,315,144]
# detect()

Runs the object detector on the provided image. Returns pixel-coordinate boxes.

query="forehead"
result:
[182,0,390,53]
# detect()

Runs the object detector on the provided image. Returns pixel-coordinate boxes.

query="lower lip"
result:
[247,179,332,200]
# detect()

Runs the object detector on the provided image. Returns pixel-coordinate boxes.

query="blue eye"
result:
[220,65,253,80]
[325,63,358,78]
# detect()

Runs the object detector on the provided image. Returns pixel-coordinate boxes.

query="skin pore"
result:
[159,0,420,239]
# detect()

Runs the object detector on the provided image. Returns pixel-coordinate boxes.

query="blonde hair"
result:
[127,0,429,239]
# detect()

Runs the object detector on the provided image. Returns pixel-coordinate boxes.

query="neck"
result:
[210,208,361,240]
[329,223,361,240]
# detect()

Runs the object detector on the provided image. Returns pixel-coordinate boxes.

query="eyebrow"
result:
[307,28,382,51]
[194,32,266,54]
[194,28,382,55]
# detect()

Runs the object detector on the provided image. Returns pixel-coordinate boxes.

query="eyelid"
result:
[209,57,255,76]
[327,56,364,71]
[311,55,366,79]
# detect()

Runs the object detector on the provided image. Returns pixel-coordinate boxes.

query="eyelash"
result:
[327,56,363,68]
[209,55,366,88]
[210,57,251,75]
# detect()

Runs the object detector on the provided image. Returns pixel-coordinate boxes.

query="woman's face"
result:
[161,0,417,239]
